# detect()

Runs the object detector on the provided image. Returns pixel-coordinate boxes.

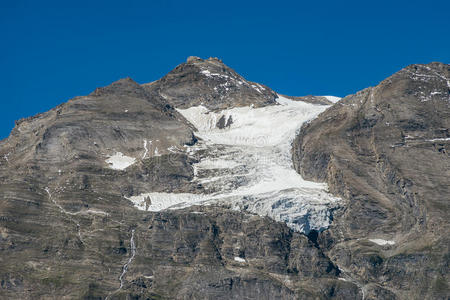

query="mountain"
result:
[0,57,448,299]
[293,62,450,299]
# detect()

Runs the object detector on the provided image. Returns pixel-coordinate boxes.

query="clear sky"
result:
[1,0,449,139]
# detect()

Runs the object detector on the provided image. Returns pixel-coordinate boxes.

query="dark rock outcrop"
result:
[115,207,361,300]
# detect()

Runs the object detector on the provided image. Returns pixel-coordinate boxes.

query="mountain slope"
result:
[293,62,450,299]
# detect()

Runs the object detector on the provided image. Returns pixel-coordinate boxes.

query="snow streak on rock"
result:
[369,239,395,246]
[142,139,149,159]
[119,229,136,289]
[128,96,340,233]
[105,229,137,300]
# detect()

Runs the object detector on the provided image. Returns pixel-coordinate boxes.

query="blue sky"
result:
[1,0,449,139]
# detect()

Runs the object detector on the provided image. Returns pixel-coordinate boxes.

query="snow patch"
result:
[251,84,264,94]
[369,239,395,246]
[167,146,180,153]
[154,147,160,156]
[200,70,230,80]
[427,137,450,142]
[142,140,150,159]
[322,96,341,103]
[234,257,246,263]
[106,152,136,170]
[3,152,11,162]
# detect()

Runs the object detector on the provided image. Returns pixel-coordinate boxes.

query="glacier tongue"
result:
[129,95,340,233]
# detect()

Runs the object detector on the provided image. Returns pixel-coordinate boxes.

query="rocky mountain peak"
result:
[186,55,202,63]
[378,62,450,102]
[186,55,223,64]
[143,56,277,110]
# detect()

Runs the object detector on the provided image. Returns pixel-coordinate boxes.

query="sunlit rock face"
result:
[293,62,450,300]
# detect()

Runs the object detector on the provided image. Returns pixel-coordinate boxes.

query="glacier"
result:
[127,95,341,233]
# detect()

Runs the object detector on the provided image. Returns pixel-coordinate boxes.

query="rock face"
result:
[293,62,450,299]
[109,207,362,300]
[0,58,448,300]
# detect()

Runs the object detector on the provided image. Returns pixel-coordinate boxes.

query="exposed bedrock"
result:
[293,62,450,299]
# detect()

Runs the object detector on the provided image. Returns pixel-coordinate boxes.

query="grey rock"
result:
[293,62,450,299]
[143,57,278,110]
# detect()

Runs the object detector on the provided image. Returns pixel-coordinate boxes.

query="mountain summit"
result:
[143,56,278,109]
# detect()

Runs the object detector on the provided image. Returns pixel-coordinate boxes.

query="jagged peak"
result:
[181,56,231,76]
[186,56,202,63]
[162,56,249,87]
[144,57,277,109]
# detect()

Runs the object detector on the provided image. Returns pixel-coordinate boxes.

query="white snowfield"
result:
[105,152,136,170]
[234,257,246,263]
[369,239,395,246]
[127,95,341,233]
[322,96,341,103]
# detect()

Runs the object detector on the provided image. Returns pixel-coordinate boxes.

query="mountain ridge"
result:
[293,61,449,299]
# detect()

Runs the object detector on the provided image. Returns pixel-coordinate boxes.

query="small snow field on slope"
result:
[127,95,341,234]
[322,95,341,103]
[105,152,136,170]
